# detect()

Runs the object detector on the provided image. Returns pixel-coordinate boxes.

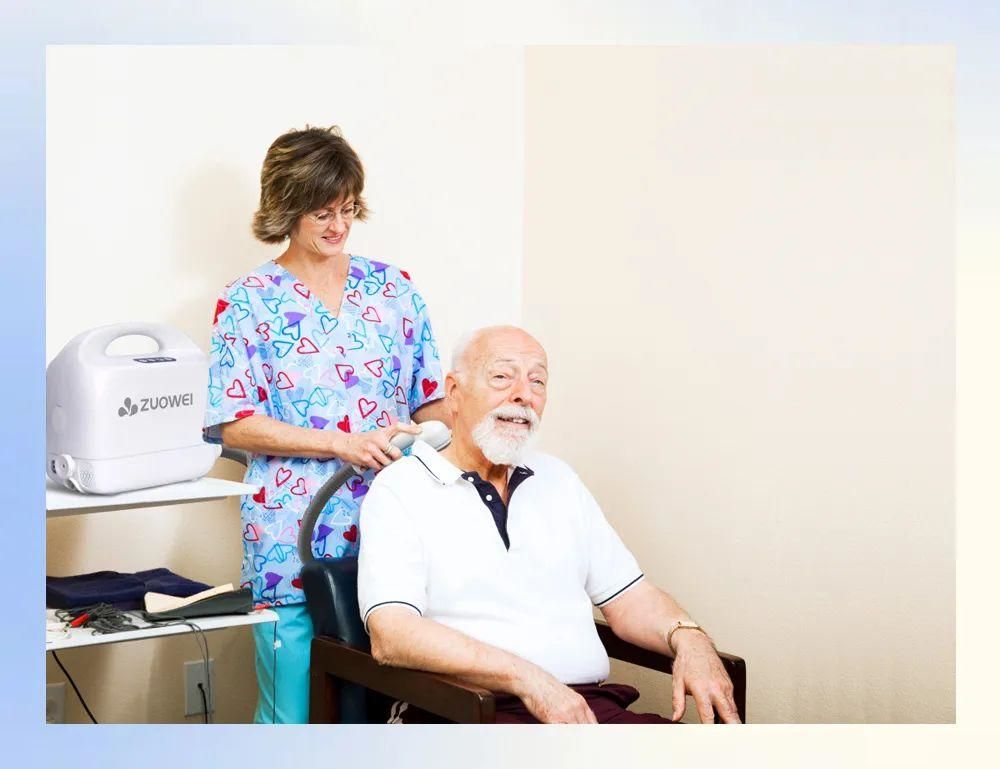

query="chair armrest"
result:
[311,636,496,723]
[595,620,675,674]
[594,620,747,723]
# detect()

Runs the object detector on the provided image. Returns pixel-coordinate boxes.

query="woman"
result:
[204,125,447,723]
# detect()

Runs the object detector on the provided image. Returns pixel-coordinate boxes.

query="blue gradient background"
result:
[3,1,996,766]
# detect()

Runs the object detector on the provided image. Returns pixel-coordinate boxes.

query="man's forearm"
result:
[601,581,738,723]
[367,606,538,697]
[600,580,707,657]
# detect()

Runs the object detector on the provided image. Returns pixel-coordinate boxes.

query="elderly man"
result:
[358,326,739,724]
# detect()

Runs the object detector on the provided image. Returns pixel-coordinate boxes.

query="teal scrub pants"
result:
[252,603,314,724]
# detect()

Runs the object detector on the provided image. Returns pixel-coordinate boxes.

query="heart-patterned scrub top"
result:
[204,255,443,607]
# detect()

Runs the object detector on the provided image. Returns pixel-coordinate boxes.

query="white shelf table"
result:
[46,607,278,651]
[45,474,278,721]
[46,476,258,516]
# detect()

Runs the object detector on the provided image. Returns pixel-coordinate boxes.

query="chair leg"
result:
[310,669,340,723]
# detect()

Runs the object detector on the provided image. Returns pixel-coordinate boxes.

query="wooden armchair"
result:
[303,557,747,723]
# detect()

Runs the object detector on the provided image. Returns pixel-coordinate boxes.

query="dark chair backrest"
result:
[301,556,367,646]
[301,556,389,722]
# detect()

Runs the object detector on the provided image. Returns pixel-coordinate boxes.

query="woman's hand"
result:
[331,422,422,471]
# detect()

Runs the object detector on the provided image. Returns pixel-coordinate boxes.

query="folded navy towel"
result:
[46,571,145,610]
[134,568,213,600]
[46,569,212,610]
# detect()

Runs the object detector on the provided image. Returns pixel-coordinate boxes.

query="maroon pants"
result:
[390,683,675,724]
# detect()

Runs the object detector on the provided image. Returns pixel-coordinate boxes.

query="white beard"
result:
[471,405,540,466]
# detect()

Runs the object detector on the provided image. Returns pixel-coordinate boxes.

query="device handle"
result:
[74,322,199,360]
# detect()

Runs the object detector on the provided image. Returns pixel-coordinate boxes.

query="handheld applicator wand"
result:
[295,420,452,564]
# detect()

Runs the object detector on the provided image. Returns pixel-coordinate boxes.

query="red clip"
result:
[69,613,90,628]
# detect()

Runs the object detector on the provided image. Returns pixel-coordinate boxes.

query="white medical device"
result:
[46,322,221,494]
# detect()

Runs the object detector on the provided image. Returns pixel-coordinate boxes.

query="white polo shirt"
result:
[358,440,644,684]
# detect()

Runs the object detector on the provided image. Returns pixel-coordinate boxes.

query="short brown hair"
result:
[252,125,369,243]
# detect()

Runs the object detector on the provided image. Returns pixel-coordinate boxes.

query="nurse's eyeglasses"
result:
[306,203,362,226]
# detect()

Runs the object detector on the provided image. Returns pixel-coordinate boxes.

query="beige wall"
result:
[46,45,953,725]
[524,46,954,723]
[45,45,523,723]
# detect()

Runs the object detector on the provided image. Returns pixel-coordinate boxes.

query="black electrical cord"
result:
[177,620,212,724]
[189,623,212,724]
[51,607,217,723]
[197,682,209,724]
[51,650,98,724]
[54,603,138,634]
[143,618,213,723]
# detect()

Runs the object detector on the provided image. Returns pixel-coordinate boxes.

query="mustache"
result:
[486,404,540,428]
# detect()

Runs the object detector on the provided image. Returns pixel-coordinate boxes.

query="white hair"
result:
[449,329,480,375]
[449,325,542,377]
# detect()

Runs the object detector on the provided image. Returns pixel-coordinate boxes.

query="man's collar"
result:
[410,440,533,486]
[410,439,465,485]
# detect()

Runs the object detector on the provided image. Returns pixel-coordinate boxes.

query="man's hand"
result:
[670,631,741,724]
[516,665,598,724]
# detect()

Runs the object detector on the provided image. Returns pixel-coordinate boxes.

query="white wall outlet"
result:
[46,683,66,724]
[184,659,215,717]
